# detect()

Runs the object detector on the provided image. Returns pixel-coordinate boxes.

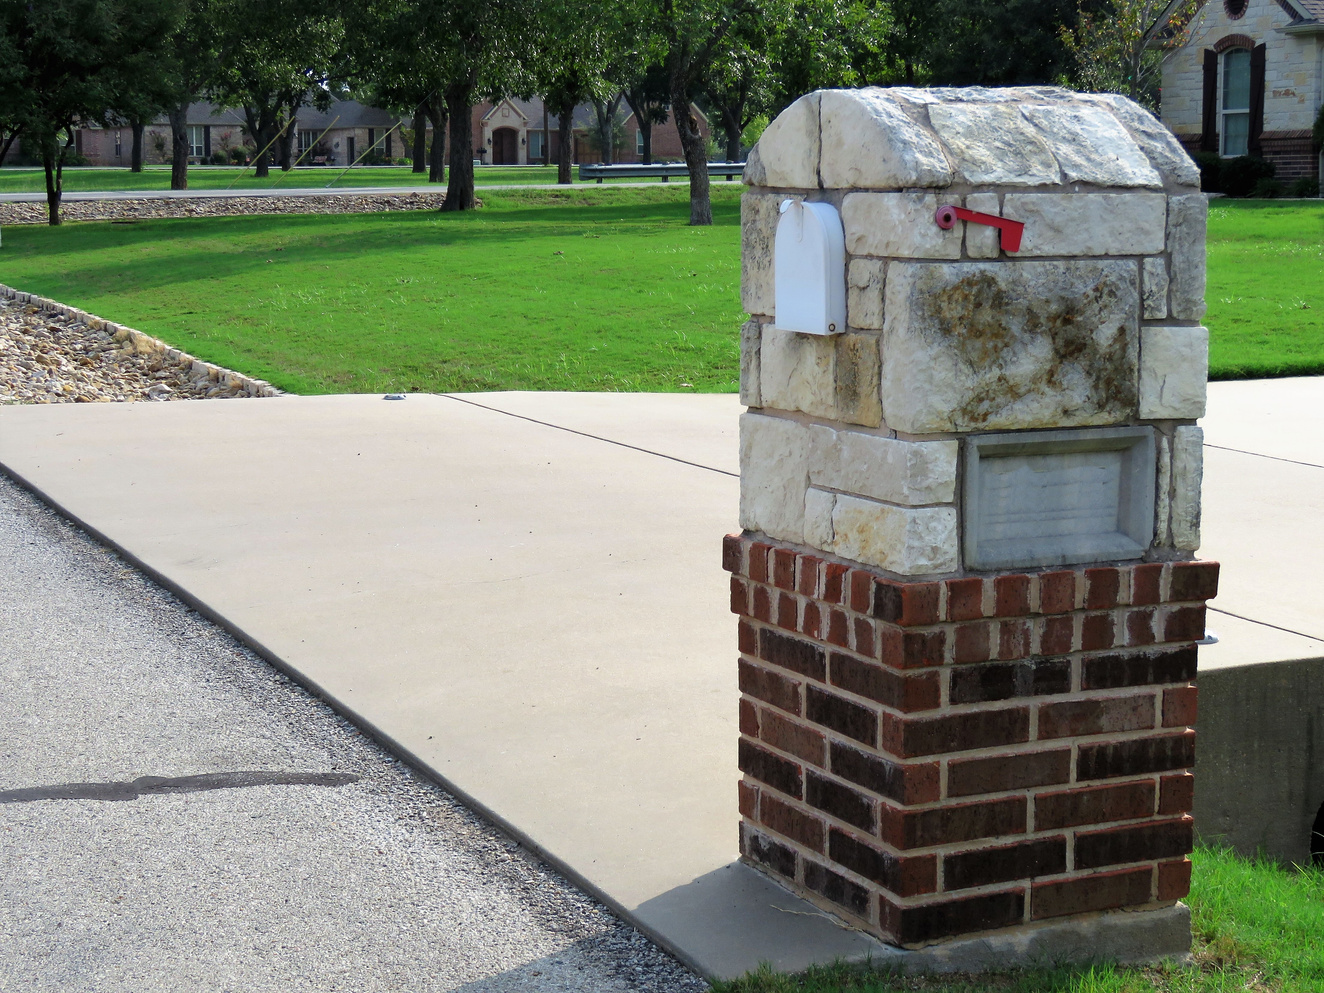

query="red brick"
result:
[777,592,798,631]
[759,628,827,681]
[760,793,826,852]
[1037,694,1156,740]
[1126,608,1156,647]
[761,709,827,766]
[772,548,797,590]
[803,601,822,639]
[807,687,878,746]
[881,707,1029,759]
[1034,781,1156,830]
[1081,612,1116,651]
[742,824,797,880]
[881,629,945,669]
[722,533,743,575]
[949,659,1071,704]
[739,659,802,716]
[739,739,803,799]
[998,619,1032,660]
[1039,615,1075,655]
[1163,685,1198,728]
[738,619,758,655]
[995,575,1032,617]
[830,741,940,805]
[804,860,870,918]
[1158,773,1195,816]
[1039,571,1077,613]
[1075,817,1193,869]
[850,570,875,613]
[797,555,821,597]
[738,780,758,818]
[1131,563,1163,606]
[880,890,1025,945]
[1082,646,1197,689]
[953,622,992,664]
[853,617,875,658]
[1078,731,1195,780]
[740,699,760,736]
[1157,858,1193,901]
[1169,561,1219,602]
[752,585,773,623]
[748,542,771,584]
[947,749,1071,798]
[805,772,875,831]
[1085,568,1121,609]
[827,608,850,648]
[824,563,849,605]
[1164,605,1206,643]
[879,796,1026,850]
[829,652,942,712]
[873,580,941,626]
[946,578,985,621]
[829,828,937,897]
[943,837,1066,891]
[1031,866,1152,920]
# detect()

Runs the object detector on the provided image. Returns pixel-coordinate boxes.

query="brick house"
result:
[1160,0,1324,180]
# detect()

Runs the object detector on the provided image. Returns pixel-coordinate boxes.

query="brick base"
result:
[723,534,1217,948]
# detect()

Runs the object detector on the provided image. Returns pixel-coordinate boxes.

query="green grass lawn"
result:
[713,845,1324,993]
[0,164,721,193]
[0,186,744,393]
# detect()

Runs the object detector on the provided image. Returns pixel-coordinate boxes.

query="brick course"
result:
[725,534,1216,946]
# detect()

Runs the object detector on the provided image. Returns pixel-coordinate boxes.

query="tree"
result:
[0,0,182,224]
[1060,0,1203,111]
[621,64,669,165]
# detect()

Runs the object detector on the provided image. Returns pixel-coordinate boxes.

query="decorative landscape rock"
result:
[728,86,1215,962]
[0,191,449,226]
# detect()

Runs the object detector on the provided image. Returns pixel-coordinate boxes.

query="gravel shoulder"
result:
[0,474,707,992]
[0,191,448,225]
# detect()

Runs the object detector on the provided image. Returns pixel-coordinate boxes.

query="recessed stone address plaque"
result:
[964,426,1156,570]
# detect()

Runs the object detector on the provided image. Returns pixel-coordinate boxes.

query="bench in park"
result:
[576,162,746,183]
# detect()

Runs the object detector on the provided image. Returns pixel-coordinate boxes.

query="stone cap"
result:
[745,87,1199,192]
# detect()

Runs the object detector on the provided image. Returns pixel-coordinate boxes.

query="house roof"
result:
[1288,0,1324,21]
[152,98,398,130]
[1149,0,1324,40]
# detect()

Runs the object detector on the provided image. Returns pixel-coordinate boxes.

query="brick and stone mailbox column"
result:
[723,87,1218,957]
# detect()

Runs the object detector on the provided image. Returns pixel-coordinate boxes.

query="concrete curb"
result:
[0,283,282,399]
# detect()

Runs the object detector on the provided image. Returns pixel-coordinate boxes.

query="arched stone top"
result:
[1213,32,1257,51]
[744,86,1201,191]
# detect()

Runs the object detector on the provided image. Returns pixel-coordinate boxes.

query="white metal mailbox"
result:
[773,199,845,336]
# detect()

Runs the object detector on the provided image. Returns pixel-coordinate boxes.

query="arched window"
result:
[1222,48,1252,157]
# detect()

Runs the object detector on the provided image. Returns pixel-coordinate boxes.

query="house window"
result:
[1221,48,1251,157]
[636,129,644,156]
[298,129,316,154]
[114,131,122,157]
[528,130,545,161]
[188,125,205,159]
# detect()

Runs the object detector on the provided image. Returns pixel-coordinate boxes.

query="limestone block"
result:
[1082,94,1202,188]
[964,193,1001,259]
[1001,194,1166,256]
[831,495,960,576]
[804,487,837,550]
[742,193,791,317]
[1168,195,1207,320]
[1155,433,1171,546]
[818,88,953,189]
[760,324,837,419]
[1171,426,1203,550]
[927,103,1061,186]
[739,412,811,543]
[742,145,767,187]
[882,260,1140,433]
[755,93,821,189]
[809,425,958,505]
[1020,103,1162,187]
[1143,258,1169,319]
[847,258,886,330]
[842,192,962,260]
[1139,326,1208,419]
[740,319,762,407]
[832,333,883,428]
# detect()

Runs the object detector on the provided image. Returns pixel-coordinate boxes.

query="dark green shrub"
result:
[1221,155,1276,197]
[1252,176,1284,198]
[210,151,227,165]
[228,147,246,164]
[1193,151,1222,192]
[1290,175,1320,198]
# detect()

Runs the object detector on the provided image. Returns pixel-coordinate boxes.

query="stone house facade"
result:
[1160,0,1324,179]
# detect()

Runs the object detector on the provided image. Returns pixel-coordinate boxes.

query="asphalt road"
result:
[0,474,707,993]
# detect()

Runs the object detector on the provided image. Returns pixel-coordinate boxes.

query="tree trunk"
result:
[670,84,711,225]
[130,121,144,172]
[720,103,744,163]
[42,138,64,226]
[557,106,574,184]
[441,81,476,211]
[278,111,296,171]
[411,102,427,174]
[169,103,189,190]
[639,123,653,165]
[427,92,447,183]
[0,132,17,167]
